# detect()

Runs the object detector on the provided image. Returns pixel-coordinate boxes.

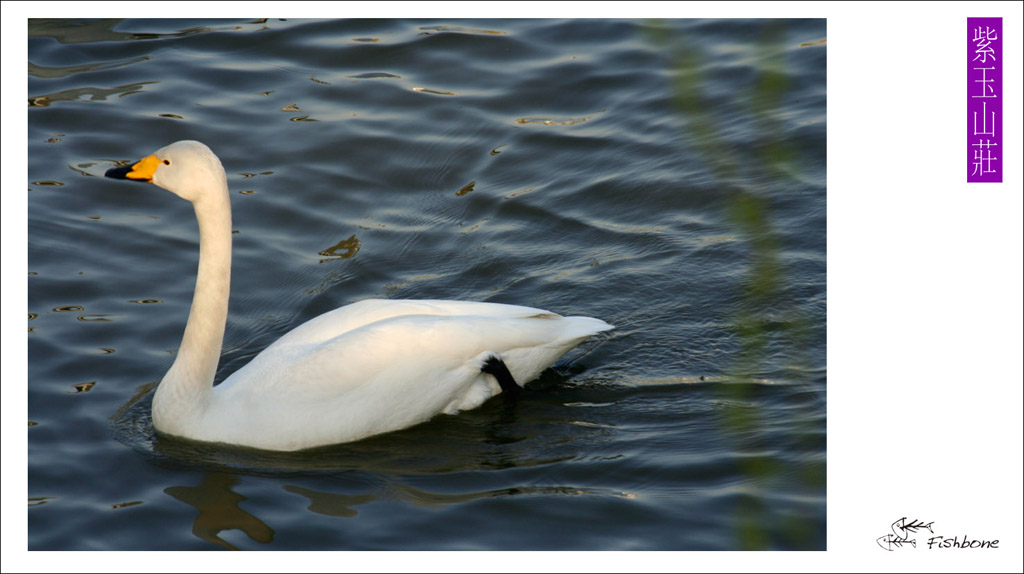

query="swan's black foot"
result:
[481,355,521,399]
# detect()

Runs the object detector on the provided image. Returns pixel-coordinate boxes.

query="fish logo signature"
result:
[877,517,934,551]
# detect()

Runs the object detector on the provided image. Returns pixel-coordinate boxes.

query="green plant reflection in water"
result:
[648,19,825,550]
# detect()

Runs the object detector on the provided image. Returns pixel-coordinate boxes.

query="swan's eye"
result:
[163,159,171,165]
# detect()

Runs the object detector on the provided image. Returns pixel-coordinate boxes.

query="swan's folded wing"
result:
[262,298,560,351]
[220,309,608,398]
[211,306,610,449]
[288,313,603,387]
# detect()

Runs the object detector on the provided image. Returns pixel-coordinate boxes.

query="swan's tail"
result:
[558,316,614,344]
[474,315,612,395]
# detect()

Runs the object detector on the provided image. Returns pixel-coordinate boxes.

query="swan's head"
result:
[105,140,227,203]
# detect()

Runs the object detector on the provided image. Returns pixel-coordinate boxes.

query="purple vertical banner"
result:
[967,18,1002,183]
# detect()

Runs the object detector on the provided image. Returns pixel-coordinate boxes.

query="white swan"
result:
[105,140,612,452]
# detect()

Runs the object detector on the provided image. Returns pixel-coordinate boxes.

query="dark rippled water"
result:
[27,18,826,551]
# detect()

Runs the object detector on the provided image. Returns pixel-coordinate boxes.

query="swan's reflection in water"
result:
[282,485,376,518]
[165,471,634,549]
[164,474,377,549]
[148,382,621,549]
[164,474,274,550]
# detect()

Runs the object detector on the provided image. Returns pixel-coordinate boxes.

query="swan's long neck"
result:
[153,182,232,431]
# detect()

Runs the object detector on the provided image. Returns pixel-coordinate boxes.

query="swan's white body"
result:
[106,140,612,451]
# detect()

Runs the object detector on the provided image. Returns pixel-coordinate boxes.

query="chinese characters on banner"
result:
[967,18,1002,182]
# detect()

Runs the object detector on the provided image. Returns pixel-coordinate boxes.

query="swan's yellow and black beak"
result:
[105,154,162,183]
